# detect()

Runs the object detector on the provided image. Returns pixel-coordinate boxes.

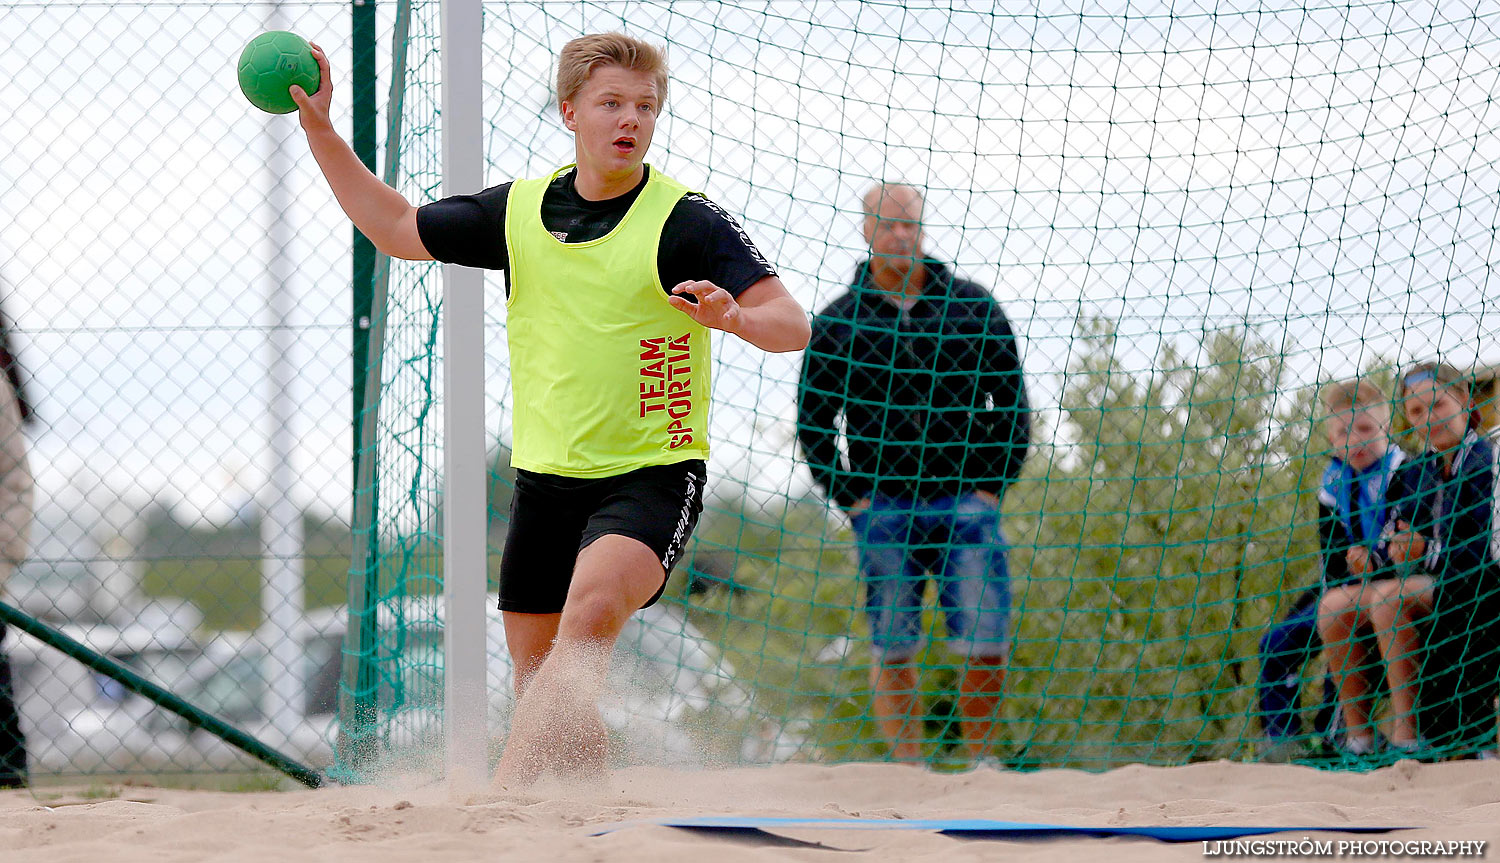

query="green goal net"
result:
[343,1,1500,777]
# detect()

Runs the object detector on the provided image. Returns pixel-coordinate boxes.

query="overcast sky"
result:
[2,1,1498,536]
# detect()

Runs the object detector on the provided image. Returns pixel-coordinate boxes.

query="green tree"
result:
[1003,319,1321,765]
[680,319,1335,768]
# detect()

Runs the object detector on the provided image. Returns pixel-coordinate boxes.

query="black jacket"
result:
[1388,432,1500,608]
[1387,431,1500,750]
[796,259,1030,509]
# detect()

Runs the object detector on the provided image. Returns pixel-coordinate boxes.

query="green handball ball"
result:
[237,31,320,115]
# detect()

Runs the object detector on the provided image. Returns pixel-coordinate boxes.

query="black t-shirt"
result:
[416,167,776,298]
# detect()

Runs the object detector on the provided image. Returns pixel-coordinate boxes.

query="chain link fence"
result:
[4,0,1500,783]
[1,0,362,780]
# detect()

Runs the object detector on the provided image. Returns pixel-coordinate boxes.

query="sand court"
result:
[2,760,1496,862]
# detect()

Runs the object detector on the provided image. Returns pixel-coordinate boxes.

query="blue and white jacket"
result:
[1315,448,1406,589]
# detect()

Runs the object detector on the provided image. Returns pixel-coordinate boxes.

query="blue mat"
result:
[591,815,1408,843]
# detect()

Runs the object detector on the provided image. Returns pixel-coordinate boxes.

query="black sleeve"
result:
[658,194,777,298]
[1421,445,1500,699]
[970,291,1030,492]
[1385,458,1443,577]
[795,313,867,509]
[415,182,513,271]
[1387,460,1425,537]
[1365,466,1403,573]
[1317,498,1353,588]
[1439,449,1497,589]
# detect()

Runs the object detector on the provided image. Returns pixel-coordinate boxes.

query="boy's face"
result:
[561,65,658,188]
[1403,380,1468,452]
[1325,406,1389,471]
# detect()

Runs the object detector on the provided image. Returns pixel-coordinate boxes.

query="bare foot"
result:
[491,641,613,789]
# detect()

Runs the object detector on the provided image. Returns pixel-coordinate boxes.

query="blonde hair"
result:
[556,33,669,113]
[1319,378,1389,421]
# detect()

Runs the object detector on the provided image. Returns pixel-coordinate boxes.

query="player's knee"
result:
[1368,602,1400,630]
[1316,602,1354,637]
[1317,591,1349,621]
[559,586,634,641]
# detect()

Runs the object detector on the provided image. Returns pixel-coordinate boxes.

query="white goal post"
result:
[440,0,488,789]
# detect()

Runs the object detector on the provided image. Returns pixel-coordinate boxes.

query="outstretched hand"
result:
[290,42,334,131]
[669,281,741,333]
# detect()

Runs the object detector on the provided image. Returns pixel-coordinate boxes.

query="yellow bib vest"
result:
[504,166,712,477]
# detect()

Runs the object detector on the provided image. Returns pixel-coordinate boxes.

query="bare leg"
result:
[1368,577,1435,746]
[492,535,664,788]
[871,662,923,762]
[957,654,1007,761]
[1319,585,1378,745]
[502,611,561,698]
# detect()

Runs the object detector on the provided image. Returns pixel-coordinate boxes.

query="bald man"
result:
[796,184,1030,768]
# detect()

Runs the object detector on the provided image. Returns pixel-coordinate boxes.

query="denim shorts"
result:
[851,492,1012,662]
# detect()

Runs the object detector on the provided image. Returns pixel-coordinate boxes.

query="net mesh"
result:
[1,0,1496,784]
[345,1,1500,773]
[1,0,357,779]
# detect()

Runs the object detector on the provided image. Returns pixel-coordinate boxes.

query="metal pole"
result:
[440,0,488,788]
[0,601,322,788]
[351,1,377,473]
[340,0,382,777]
[261,0,306,743]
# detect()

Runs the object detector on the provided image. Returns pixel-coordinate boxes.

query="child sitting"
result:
[1314,378,1422,757]
[1386,362,1500,758]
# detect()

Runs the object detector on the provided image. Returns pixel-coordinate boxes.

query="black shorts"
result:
[497,460,706,614]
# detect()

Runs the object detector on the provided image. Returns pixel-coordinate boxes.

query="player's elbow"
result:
[374,235,434,262]
[767,303,811,352]
[368,207,434,261]
[780,314,812,352]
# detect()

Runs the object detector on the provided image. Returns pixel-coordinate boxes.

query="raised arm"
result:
[290,43,432,262]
